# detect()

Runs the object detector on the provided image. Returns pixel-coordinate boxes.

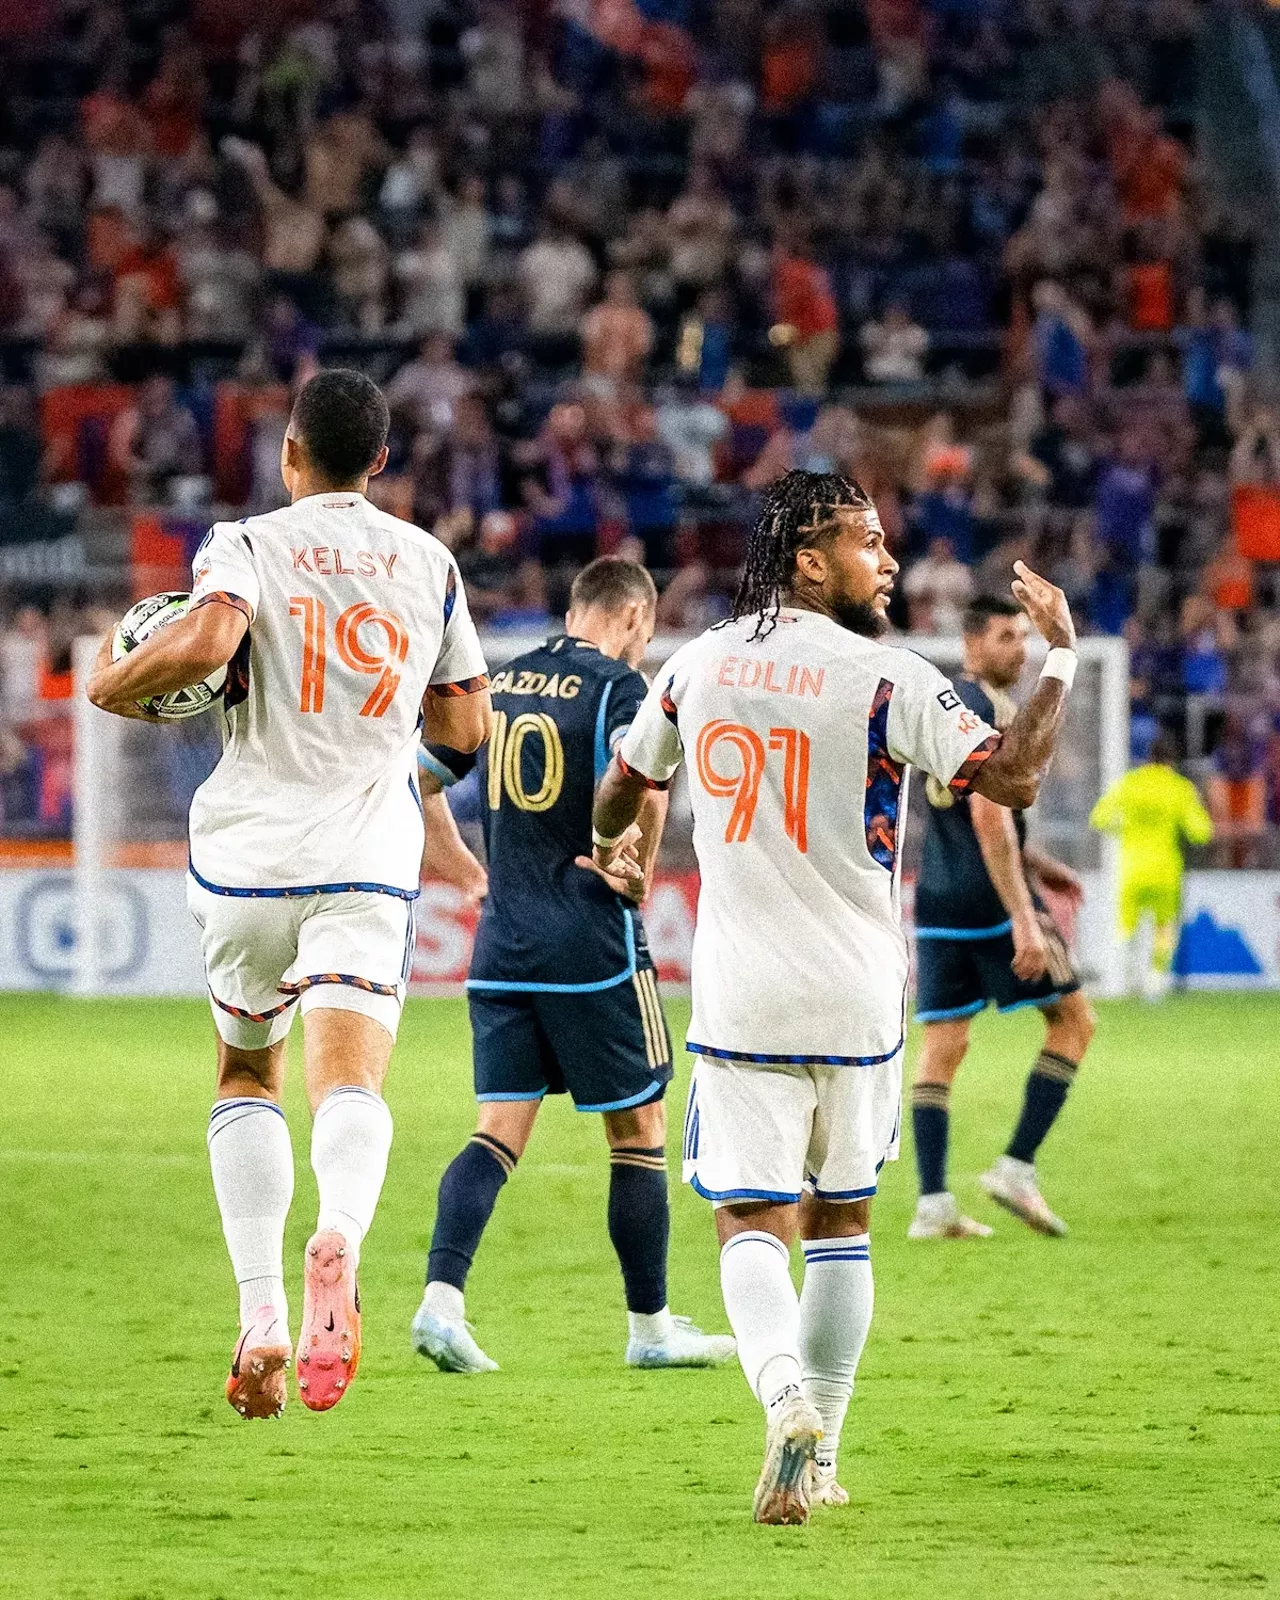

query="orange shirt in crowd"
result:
[115,243,182,312]
[1128,261,1174,332]
[761,37,818,112]
[772,255,838,342]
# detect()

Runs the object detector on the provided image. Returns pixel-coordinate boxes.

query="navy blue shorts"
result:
[915,913,1079,1023]
[468,965,674,1113]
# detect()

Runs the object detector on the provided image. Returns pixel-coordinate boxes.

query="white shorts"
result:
[186,878,415,1050]
[681,1053,902,1206]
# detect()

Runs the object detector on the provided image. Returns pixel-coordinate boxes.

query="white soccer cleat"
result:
[807,1461,850,1507]
[752,1392,824,1526]
[625,1314,737,1369]
[907,1191,993,1240]
[979,1156,1067,1237]
[410,1306,500,1373]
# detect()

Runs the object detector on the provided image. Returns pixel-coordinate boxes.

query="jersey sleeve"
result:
[427,561,489,695]
[1089,776,1125,834]
[1178,776,1215,846]
[885,652,1002,794]
[603,667,649,755]
[190,524,259,621]
[615,650,688,789]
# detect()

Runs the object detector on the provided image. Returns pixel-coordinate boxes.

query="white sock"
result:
[628,1306,674,1344]
[310,1086,394,1268]
[719,1231,802,1408]
[800,1236,874,1473]
[207,1097,294,1328]
[422,1281,465,1323]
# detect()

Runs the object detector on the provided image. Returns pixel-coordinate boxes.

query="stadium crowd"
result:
[1,0,1279,860]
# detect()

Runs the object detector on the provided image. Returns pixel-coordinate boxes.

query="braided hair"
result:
[729,469,874,640]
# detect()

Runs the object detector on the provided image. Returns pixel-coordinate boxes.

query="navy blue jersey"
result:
[915,675,1026,934]
[422,636,650,989]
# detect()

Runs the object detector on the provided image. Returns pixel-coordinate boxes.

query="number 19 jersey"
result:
[187,491,487,897]
[618,609,1001,1065]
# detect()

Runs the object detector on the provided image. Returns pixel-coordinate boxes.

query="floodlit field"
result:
[2,992,1278,1598]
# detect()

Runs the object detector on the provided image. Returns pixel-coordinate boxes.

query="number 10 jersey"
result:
[186,492,487,897]
[618,609,1001,1066]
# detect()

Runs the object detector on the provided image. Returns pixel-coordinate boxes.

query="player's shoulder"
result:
[359,501,458,569]
[952,672,997,720]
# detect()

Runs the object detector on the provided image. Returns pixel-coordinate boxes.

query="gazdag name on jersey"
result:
[186,492,487,897]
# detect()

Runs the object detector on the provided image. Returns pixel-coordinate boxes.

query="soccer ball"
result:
[111,592,228,720]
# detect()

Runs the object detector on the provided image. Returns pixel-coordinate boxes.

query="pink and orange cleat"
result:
[297,1230,361,1411]
[226,1308,291,1420]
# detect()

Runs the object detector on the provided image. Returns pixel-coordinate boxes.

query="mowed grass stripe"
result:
[0,992,1278,1598]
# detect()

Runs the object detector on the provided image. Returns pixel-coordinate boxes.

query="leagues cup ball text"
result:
[111,592,227,720]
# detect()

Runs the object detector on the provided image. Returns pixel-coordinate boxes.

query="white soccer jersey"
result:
[617,608,1001,1065]
[187,491,487,896]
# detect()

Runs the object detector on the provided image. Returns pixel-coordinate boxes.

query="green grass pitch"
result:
[2,992,1278,1598]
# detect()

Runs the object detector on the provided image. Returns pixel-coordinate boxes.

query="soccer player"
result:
[410,557,735,1374]
[87,370,491,1420]
[908,596,1095,1242]
[590,470,1078,1524]
[1090,731,1213,1000]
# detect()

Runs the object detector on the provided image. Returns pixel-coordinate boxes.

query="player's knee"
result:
[475,1101,539,1160]
[1045,993,1094,1060]
[799,1194,870,1237]
[604,1098,666,1149]
[215,1042,281,1099]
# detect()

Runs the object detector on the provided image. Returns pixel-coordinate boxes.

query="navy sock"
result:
[912,1081,951,1196]
[607,1146,669,1315]
[426,1133,517,1291]
[1006,1051,1078,1164]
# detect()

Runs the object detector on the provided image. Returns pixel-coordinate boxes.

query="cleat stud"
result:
[299,1353,309,1364]
[335,1378,345,1389]
[251,1360,263,1375]
[238,1405,247,1415]
[299,1378,309,1391]
[337,1247,346,1258]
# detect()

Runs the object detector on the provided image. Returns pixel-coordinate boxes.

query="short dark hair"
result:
[962,594,1022,637]
[732,469,874,640]
[569,557,657,615]
[289,369,390,484]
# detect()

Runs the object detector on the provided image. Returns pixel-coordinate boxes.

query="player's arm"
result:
[592,665,685,885]
[417,745,487,903]
[1179,779,1214,847]
[423,561,493,752]
[970,796,1048,982]
[968,565,1076,809]
[1089,782,1124,834]
[86,599,248,719]
[578,785,668,903]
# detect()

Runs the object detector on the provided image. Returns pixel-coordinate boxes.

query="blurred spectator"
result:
[113,224,183,345]
[902,536,974,636]
[657,379,730,490]
[1207,715,1266,868]
[224,139,329,323]
[771,241,840,395]
[178,196,262,342]
[329,215,390,334]
[582,272,654,390]
[519,221,597,339]
[394,217,465,341]
[521,402,600,580]
[0,606,46,719]
[107,375,204,505]
[860,300,929,384]
[0,389,43,515]
[456,510,545,624]
[388,335,475,433]
[611,407,679,571]
[1031,279,1092,398]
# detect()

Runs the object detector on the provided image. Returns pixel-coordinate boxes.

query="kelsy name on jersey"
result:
[290,547,399,578]
[713,655,825,699]
[489,668,582,699]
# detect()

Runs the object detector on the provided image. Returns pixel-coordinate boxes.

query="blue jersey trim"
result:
[407,774,423,817]
[689,1176,802,1204]
[467,908,637,994]
[915,920,1013,941]
[687,1034,903,1068]
[805,1188,878,1205]
[574,1079,665,1114]
[996,988,1073,1015]
[187,860,419,901]
[594,679,613,783]
[915,999,987,1023]
[475,1089,548,1103]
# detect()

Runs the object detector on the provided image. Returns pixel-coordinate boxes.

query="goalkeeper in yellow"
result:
[1090,733,1213,1000]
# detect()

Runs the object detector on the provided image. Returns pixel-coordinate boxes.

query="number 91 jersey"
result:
[618,609,1000,1067]
[187,493,487,897]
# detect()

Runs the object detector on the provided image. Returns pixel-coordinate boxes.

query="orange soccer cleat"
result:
[226,1308,292,1420]
[297,1230,361,1411]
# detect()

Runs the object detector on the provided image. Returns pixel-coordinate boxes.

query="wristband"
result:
[592,827,624,852]
[1040,647,1077,690]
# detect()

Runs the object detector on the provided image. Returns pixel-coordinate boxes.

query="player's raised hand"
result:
[1011,561,1075,651]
